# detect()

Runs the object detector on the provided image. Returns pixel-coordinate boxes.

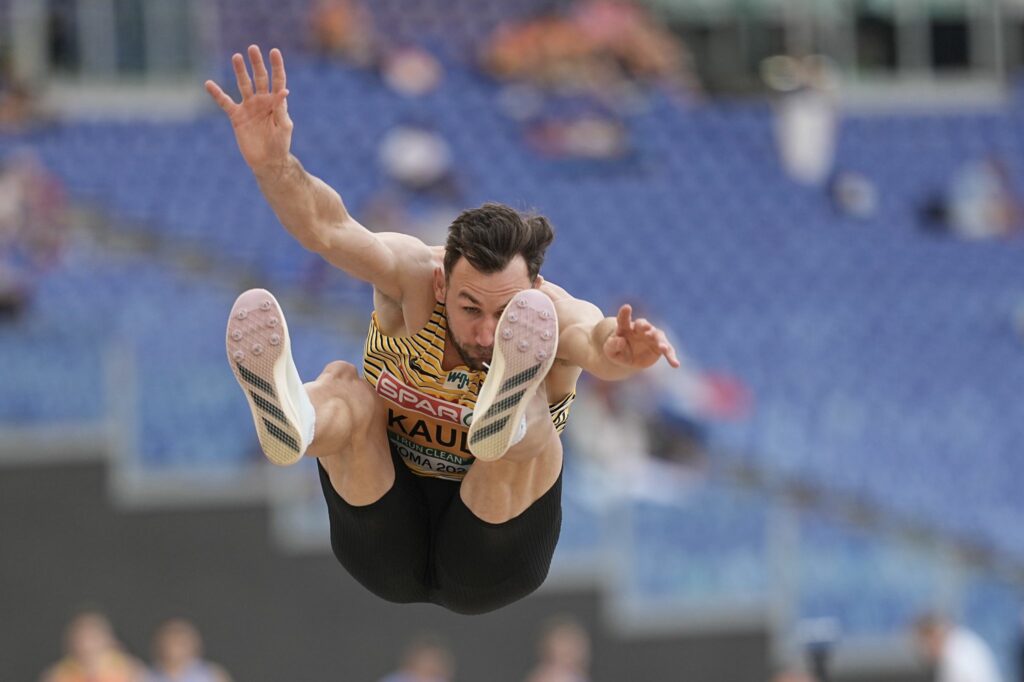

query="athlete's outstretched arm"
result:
[204,45,428,301]
[549,285,680,381]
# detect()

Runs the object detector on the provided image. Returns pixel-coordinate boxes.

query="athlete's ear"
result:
[433,266,446,303]
[533,274,544,289]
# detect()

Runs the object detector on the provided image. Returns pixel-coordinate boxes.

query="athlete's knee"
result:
[310,361,366,406]
[329,541,430,606]
[320,360,360,385]
[503,427,561,463]
[434,566,549,615]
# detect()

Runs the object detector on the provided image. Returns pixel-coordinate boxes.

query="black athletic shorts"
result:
[317,447,562,615]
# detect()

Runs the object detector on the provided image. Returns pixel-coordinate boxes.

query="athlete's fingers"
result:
[616,304,633,335]
[249,45,270,93]
[270,48,287,93]
[662,339,681,367]
[607,335,628,359]
[271,89,291,127]
[204,80,237,114]
[232,53,254,100]
[634,319,654,335]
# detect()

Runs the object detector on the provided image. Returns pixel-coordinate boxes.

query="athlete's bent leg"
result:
[227,289,394,506]
[433,438,563,614]
[305,360,394,507]
[228,289,434,605]
[430,389,563,614]
[314,390,435,603]
[424,287,565,613]
[459,387,563,523]
[318,445,433,606]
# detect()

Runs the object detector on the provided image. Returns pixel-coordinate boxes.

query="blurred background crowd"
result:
[39,610,596,682]
[3,0,1024,680]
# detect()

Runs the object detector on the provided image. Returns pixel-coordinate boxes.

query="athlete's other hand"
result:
[603,305,681,370]
[205,45,292,175]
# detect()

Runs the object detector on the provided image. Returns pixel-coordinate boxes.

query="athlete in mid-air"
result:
[207,46,680,614]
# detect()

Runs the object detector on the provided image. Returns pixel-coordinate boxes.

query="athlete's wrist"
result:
[251,154,297,183]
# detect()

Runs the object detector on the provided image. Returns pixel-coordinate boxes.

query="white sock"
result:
[509,415,527,447]
[284,353,315,453]
[297,385,316,451]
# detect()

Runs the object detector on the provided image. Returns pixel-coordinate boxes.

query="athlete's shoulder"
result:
[370,235,442,331]
[375,232,439,269]
[539,278,602,328]
[537,277,575,302]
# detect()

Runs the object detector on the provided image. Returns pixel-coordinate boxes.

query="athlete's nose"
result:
[476,318,497,347]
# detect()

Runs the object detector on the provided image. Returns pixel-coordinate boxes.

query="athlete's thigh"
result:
[317,439,434,605]
[429,462,564,615]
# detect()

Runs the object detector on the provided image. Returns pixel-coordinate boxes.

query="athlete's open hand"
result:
[603,305,681,370]
[205,45,292,174]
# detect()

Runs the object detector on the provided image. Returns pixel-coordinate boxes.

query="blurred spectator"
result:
[144,619,232,682]
[0,150,68,319]
[771,668,815,682]
[766,55,840,187]
[371,119,461,249]
[483,16,595,92]
[483,1,699,162]
[308,0,377,67]
[566,321,749,508]
[378,635,455,682]
[0,53,43,133]
[40,611,144,682]
[382,47,444,97]
[481,0,699,101]
[912,613,1003,682]
[797,617,840,682]
[524,616,592,682]
[309,0,447,98]
[567,372,705,508]
[829,170,879,220]
[570,0,699,96]
[525,114,628,160]
[648,327,751,422]
[378,123,459,200]
[921,158,1022,240]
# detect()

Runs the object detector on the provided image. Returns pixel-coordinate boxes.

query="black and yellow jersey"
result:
[362,301,574,481]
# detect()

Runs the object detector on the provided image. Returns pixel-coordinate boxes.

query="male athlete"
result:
[207,46,680,615]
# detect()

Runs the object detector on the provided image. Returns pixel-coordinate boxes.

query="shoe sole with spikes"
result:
[226,289,307,466]
[468,289,558,462]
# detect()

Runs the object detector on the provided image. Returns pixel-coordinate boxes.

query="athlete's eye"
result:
[463,307,480,315]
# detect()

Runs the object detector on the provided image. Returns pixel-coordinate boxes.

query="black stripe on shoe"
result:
[482,389,526,421]
[498,364,542,394]
[470,415,510,444]
[250,390,288,425]
[262,417,300,453]
[237,363,276,399]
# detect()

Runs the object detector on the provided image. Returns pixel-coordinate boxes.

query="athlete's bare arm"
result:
[542,280,680,381]
[204,45,432,303]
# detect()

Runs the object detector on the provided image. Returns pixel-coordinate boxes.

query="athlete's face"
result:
[434,255,536,371]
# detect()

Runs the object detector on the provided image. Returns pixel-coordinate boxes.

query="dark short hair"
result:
[444,203,554,282]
